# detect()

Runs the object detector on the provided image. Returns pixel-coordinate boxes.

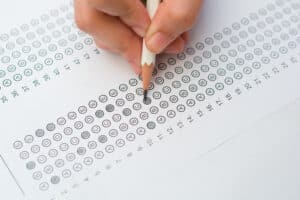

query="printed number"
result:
[216,100,223,106]
[83,53,90,60]
[166,127,174,135]
[187,116,194,123]
[196,110,203,117]
[281,62,288,68]
[73,59,80,64]
[225,93,232,100]
[94,49,100,54]
[206,105,214,111]
[177,121,184,128]
[64,64,71,70]
[146,139,153,146]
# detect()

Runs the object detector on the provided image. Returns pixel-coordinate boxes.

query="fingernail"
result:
[132,25,147,37]
[146,32,172,53]
[129,61,142,75]
[165,44,185,54]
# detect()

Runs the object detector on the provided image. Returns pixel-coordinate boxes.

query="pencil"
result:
[141,0,160,102]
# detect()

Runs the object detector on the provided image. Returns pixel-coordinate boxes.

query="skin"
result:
[74,0,203,74]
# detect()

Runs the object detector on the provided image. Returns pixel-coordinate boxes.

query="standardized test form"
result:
[0,0,300,199]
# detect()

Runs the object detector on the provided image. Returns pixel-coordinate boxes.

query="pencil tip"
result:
[143,90,148,102]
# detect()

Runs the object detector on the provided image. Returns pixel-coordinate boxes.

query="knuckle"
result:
[91,0,107,8]
[86,0,104,6]
[168,9,197,30]
[74,11,95,32]
[120,5,135,18]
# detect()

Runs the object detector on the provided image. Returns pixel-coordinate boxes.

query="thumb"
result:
[145,0,202,54]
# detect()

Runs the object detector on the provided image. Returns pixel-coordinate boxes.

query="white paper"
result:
[0,0,300,199]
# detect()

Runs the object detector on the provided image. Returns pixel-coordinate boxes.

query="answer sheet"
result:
[0,0,300,199]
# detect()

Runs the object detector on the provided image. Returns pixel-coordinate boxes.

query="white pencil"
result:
[141,0,160,102]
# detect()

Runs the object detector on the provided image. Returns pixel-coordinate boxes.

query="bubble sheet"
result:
[0,0,300,199]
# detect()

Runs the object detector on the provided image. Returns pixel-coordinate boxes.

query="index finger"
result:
[145,0,202,53]
[87,0,151,36]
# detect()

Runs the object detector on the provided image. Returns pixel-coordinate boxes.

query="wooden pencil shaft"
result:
[142,63,154,90]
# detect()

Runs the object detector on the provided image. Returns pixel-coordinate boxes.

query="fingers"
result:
[74,0,199,75]
[87,0,150,37]
[146,0,202,53]
[164,33,189,54]
[74,0,142,74]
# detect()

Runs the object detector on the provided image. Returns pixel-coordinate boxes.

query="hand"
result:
[74,0,203,74]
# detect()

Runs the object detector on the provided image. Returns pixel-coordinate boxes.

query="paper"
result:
[0,0,300,199]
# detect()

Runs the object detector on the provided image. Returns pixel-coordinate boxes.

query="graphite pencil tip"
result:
[143,90,148,103]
